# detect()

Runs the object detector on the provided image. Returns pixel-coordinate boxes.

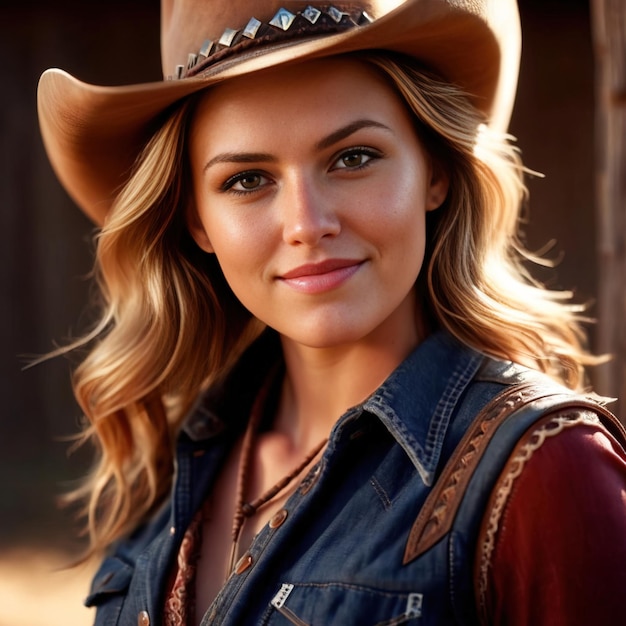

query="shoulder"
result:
[477,407,626,625]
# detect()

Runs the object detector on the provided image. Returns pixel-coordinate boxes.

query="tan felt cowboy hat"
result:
[37,0,521,225]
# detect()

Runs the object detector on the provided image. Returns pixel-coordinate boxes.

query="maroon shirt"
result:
[484,422,626,625]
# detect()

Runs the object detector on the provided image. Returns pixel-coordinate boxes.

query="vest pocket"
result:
[265,582,423,625]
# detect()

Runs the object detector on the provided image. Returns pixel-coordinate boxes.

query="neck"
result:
[274,301,426,450]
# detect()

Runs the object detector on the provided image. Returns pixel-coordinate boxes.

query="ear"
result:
[425,161,450,212]
[185,202,214,253]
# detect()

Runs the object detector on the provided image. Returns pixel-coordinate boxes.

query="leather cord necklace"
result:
[227,391,328,578]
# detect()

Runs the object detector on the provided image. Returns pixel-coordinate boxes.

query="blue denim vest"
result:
[85,330,614,625]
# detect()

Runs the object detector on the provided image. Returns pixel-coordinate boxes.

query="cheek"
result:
[204,212,275,294]
[198,204,271,256]
[359,174,429,243]
[372,186,429,286]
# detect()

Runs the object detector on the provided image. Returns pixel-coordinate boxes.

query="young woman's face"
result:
[188,58,448,351]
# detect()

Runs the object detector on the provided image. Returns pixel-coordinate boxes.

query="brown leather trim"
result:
[402,383,623,565]
[403,382,544,564]
[472,409,602,623]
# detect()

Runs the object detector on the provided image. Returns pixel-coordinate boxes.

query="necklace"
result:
[227,395,327,578]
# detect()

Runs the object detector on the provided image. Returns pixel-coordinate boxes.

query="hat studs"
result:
[302,6,322,24]
[242,17,263,40]
[269,8,296,31]
[218,28,239,48]
[187,53,198,70]
[198,40,215,58]
[176,5,374,80]
[327,6,346,23]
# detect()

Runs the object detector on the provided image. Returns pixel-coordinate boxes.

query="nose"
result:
[280,174,341,246]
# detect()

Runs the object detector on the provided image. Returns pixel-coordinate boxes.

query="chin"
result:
[276,319,382,351]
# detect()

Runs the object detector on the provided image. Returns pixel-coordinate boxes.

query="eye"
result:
[222,171,270,194]
[331,147,381,171]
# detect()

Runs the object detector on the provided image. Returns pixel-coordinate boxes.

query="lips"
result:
[278,258,364,294]
[280,258,362,279]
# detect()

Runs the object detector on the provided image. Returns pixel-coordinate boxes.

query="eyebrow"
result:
[203,119,391,172]
[203,152,277,172]
[315,119,391,150]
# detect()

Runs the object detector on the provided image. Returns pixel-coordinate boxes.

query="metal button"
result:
[169,526,176,536]
[138,611,150,626]
[269,508,288,528]
[184,408,224,441]
[234,553,253,574]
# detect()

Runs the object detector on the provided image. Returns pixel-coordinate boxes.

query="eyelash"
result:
[219,146,383,196]
[331,146,382,171]
[220,171,268,195]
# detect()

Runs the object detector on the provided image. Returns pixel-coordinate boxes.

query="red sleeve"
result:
[483,418,626,626]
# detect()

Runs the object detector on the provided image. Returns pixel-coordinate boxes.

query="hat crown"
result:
[160,0,405,76]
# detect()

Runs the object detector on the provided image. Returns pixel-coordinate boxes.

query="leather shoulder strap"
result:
[403,381,624,565]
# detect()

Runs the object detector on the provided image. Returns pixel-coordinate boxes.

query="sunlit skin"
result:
[187,58,448,616]
[188,57,448,415]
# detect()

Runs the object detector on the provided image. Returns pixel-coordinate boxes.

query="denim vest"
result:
[85,330,617,625]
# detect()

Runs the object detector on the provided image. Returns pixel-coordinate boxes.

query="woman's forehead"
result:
[190,56,410,138]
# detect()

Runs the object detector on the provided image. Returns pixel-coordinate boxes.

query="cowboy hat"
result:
[37,0,521,225]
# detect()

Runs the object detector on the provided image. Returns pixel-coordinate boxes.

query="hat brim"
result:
[37,0,520,224]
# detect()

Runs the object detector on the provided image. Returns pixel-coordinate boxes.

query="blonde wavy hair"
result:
[62,51,597,556]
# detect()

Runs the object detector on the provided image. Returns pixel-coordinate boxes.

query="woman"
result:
[37,1,626,625]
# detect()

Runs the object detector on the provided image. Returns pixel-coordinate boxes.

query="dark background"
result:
[1,0,600,552]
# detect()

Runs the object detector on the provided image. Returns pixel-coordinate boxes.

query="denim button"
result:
[138,610,150,626]
[269,508,288,528]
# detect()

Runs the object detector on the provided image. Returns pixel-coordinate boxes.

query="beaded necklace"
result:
[226,386,328,577]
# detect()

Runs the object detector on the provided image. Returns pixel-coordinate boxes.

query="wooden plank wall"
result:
[591,0,626,418]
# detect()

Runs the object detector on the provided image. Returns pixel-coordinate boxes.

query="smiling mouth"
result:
[279,259,364,294]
